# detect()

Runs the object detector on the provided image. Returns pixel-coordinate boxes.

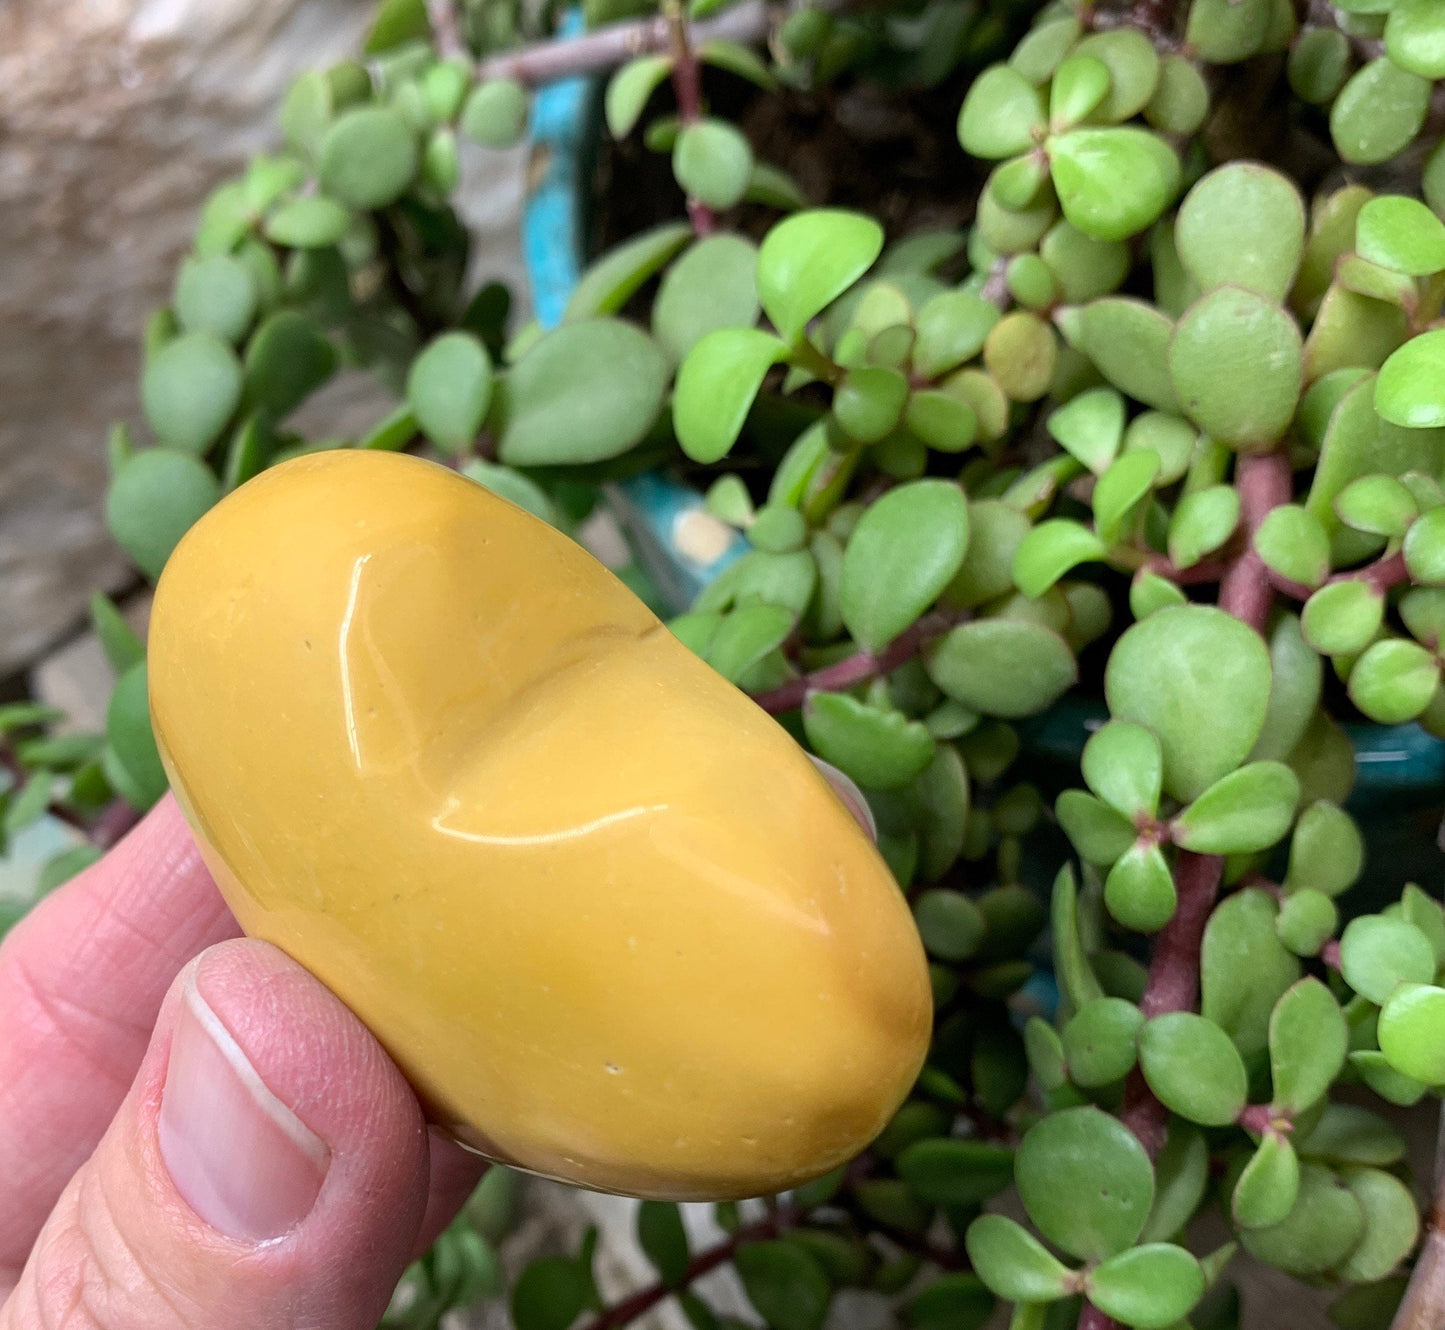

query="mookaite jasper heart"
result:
[148,450,931,1200]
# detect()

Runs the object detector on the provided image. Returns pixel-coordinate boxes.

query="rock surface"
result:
[0,0,527,676]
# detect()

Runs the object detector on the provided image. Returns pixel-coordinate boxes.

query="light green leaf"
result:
[1086,1244,1204,1330]
[605,55,673,139]
[840,479,969,651]
[319,106,418,208]
[1269,978,1348,1113]
[406,332,492,454]
[142,332,243,455]
[498,319,668,465]
[565,223,692,322]
[758,210,883,344]
[106,449,221,581]
[925,618,1076,718]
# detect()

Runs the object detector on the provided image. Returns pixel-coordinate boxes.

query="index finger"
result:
[0,796,239,1281]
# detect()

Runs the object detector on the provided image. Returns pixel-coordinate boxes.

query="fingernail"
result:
[808,756,878,842]
[159,970,330,1242]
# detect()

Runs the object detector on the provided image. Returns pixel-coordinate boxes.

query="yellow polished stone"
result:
[149,450,931,1200]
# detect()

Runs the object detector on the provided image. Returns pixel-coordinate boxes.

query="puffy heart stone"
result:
[148,450,931,1200]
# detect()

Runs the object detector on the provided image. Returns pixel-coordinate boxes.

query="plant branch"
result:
[663,0,716,235]
[749,609,968,714]
[1391,1106,1445,1330]
[1084,449,1292,1330]
[577,1214,790,1330]
[478,0,856,87]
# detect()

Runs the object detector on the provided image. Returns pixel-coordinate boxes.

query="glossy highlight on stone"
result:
[148,450,931,1200]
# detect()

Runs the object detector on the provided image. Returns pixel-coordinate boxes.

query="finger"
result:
[411,1131,487,1261]
[1,938,431,1328]
[0,798,238,1277]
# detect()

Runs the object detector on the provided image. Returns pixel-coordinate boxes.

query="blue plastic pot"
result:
[518,61,1445,907]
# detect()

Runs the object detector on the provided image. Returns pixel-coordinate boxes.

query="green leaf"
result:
[174,254,258,344]
[1357,196,1445,277]
[1338,1167,1421,1282]
[653,234,760,363]
[1288,27,1351,103]
[1301,580,1384,657]
[905,1275,994,1330]
[1015,1106,1154,1261]
[1056,790,1136,866]
[1139,1011,1248,1126]
[835,366,909,443]
[462,79,529,149]
[906,391,977,452]
[565,223,692,322]
[107,449,221,581]
[1240,1164,1364,1276]
[1405,504,1445,585]
[1377,329,1445,428]
[1050,53,1110,129]
[461,460,558,525]
[925,619,1076,719]
[1052,864,1105,1011]
[1330,58,1430,165]
[1168,485,1240,570]
[1276,888,1339,957]
[1202,889,1301,1058]
[840,479,968,651]
[511,1256,590,1330]
[1386,0,1445,77]
[1086,1244,1204,1330]
[913,290,1000,379]
[1048,128,1179,243]
[1011,520,1107,599]
[1056,298,1178,411]
[1047,388,1125,474]
[758,210,883,344]
[1284,802,1364,897]
[734,1241,831,1330]
[637,1201,689,1286]
[1175,164,1305,302]
[1233,1132,1300,1230]
[90,593,145,674]
[1339,915,1437,1005]
[673,120,754,210]
[1377,983,1445,1084]
[706,604,794,682]
[3,769,53,837]
[1073,28,1160,122]
[1297,1103,1407,1169]
[957,65,1046,159]
[1062,997,1143,1087]
[674,328,785,464]
[912,888,986,961]
[1348,638,1441,723]
[1336,474,1419,538]
[1105,604,1273,801]
[1104,841,1178,933]
[142,332,243,455]
[319,106,418,208]
[1093,450,1159,546]
[106,661,168,808]
[1172,761,1299,855]
[897,1136,1015,1208]
[1169,287,1302,450]
[406,333,492,454]
[498,319,668,465]
[965,1215,1075,1304]
[605,55,673,138]
[365,0,429,52]
[1144,52,1209,135]
[803,694,935,790]
[1269,978,1348,1113]
[1082,720,1162,819]
[264,196,353,249]
[1185,0,1270,60]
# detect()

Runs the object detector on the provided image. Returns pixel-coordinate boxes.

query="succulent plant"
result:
[5,0,1445,1327]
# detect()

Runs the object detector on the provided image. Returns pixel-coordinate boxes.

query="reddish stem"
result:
[1268,548,1411,603]
[1083,450,1293,1330]
[578,1214,788,1330]
[663,0,716,236]
[749,610,967,714]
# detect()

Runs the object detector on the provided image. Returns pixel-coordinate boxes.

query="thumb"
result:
[1,939,434,1330]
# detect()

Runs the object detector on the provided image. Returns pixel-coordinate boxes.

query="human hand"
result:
[0,797,485,1329]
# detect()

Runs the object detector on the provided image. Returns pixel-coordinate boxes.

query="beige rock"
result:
[0,0,527,676]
